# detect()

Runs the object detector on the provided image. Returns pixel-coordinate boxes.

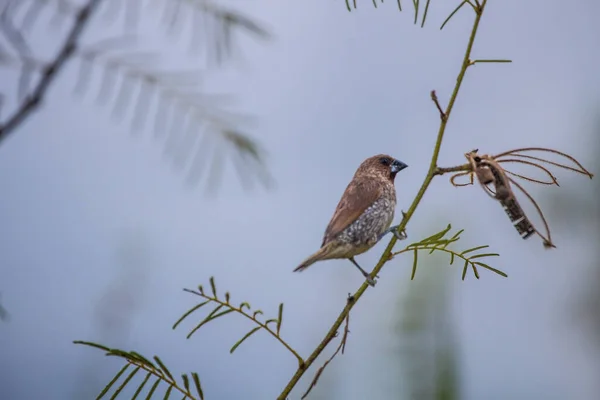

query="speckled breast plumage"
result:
[332,190,396,251]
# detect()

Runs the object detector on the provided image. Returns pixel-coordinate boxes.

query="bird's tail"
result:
[293,245,332,273]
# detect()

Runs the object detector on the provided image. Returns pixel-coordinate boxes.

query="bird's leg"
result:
[378,225,408,242]
[349,257,377,286]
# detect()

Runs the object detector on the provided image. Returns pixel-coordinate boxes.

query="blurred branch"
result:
[0,0,274,191]
[0,0,103,143]
[74,39,273,190]
[0,293,9,322]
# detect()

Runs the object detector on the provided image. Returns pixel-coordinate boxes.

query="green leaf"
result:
[440,0,468,31]
[173,300,210,330]
[411,248,418,280]
[421,0,432,27]
[252,310,263,319]
[163,384,173,399]
[187,307,235,338]
[276,303,283,335]
[153,356,174,381]
[73,340,111,352]
[230,326,262,354]
[192,373,204,400]
[469,253,500,259]
[108,349,133,360]
[471,59,513,64]
[450,229,464,240]
[419,224,451,244]
[111,366,140,400]
[265,318,278,329]
[413,0,419,24]
[145,378,161,400]
[129,352,156,368]
[187,305,223,338]
[240,302,251,311]
[460,245,490,255]
[208,309,235,321]
[473,262,508,277]
[209,277,217,298]
[181,374,191,392]
[132,372,152,400]
[471,263,480,279]
[98,364,129,399]
[461,259,469,281]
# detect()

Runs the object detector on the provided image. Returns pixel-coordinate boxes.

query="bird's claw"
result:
[379,224,407,242]
[393,229,408,241]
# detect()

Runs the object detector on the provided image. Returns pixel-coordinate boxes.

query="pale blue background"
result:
[1,1,599,399]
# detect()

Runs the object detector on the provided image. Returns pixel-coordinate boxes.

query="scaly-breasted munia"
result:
[294,154,408,286]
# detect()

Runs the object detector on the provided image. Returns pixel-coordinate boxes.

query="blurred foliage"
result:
[0,0,273,191]
[548,116,600,348]
[73,229,156,399]
[393,250,461,400]
[0,293,9,322]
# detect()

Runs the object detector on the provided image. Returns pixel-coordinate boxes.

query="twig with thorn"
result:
[430,90,446,121]
[300,296,352,399]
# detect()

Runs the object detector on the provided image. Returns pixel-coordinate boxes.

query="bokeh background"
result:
[1,1,599,399]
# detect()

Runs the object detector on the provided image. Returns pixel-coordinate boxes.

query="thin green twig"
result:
[180,288,304,366]
[276,1,489,399]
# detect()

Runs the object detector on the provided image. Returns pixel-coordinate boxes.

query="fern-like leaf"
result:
[73,341,204,400]
[395,224,505,280]
[230,326,261,354]
[177,277,304,366]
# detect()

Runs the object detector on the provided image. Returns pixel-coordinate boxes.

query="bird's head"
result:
[356,154,408,182]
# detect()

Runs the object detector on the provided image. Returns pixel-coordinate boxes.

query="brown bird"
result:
[294,154,408,286]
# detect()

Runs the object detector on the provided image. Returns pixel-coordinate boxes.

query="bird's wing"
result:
[321,179,382,247]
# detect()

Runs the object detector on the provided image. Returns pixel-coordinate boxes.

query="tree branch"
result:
[0,0,104,145]
[276,1,489,398]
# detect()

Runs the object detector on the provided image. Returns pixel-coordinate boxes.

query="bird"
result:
[293,154,409,286]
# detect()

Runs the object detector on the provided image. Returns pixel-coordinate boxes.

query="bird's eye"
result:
[379,157,390,166]
[473,156,482,162]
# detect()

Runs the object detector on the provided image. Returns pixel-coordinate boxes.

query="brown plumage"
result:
[294,154,408,286]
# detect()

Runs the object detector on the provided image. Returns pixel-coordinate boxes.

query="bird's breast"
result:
[336,195,396,249]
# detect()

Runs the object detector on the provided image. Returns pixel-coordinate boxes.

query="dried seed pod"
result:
[451,147,593,248]
[462,150,550,246]
[475,164,495,185]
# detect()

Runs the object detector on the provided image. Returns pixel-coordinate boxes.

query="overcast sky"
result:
[1,1,599,399]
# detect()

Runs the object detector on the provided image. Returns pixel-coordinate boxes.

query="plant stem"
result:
[435,163,471,175]
[192,292,305,365]
[276,2,488,399]
[0,0,105,144]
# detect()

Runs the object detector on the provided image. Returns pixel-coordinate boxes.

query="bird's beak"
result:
[391,159,408,173]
